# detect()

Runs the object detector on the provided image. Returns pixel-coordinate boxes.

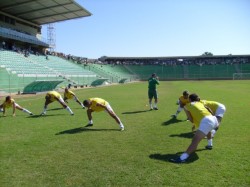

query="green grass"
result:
[0,80,250,186]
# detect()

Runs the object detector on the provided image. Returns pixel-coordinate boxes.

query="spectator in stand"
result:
[2,41,6,49]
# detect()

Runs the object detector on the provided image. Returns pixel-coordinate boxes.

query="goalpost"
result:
[233,73,250,80]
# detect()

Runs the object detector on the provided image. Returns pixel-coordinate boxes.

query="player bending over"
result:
[0,96,33,117]
[41,91,74,115]
[83,98,124,131]
[64,88,85,108]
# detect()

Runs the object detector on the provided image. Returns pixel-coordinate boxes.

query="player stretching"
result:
[170,93,219,163]
[41,91,74,115]
[0,96,33,117]
[64,88,85,108]
[200,100,226,139]
[172,90,190,118]
[83,98,124,131]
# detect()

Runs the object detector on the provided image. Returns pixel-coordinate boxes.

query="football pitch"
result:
[0,80,249,186]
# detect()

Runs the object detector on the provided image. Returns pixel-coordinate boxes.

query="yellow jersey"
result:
[185,101,211,128]
[3,99,15,108]
[47,91,61,101]
[200,100,219,114]
[179,95,189,106]
[64,90,75,99]
[89,98,109,112]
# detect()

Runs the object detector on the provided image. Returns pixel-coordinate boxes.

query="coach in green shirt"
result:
[148,73,159,110]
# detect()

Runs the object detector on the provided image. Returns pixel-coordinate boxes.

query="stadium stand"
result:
[0,26,48,47]
[0,50,99,93]
[100,55,250,80]
[0,0,93,94]
[87,63,138,83]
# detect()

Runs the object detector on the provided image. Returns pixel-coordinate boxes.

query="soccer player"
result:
[200,100,226,138]
[83,98,124,131]
[148,73,159,110]
[171,90,190,118]
[170,93,219,163]
[0,96,33,117]
[63,88,85,108]
[41,91,74,115]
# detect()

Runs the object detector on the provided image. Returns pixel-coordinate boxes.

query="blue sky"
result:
[42,0,250,59]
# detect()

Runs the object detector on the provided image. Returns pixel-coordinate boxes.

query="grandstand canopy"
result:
[0,0,91,25]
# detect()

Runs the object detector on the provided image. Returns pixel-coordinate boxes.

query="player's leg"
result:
[212,104,225,137]
[73,96,85,108]
[170,116,216,163]
[148,90,153,110]
[153,90,158,110]
[41,99,53,115]
[15,103,33,115]
[0,104,3,112]
[58,97,74,115]
[86,109,93,126]
[106,105,124,130]
[173,105,183,117]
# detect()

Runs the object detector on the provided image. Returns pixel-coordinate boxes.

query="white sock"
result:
[119,122,124,129]
[66,106,74,114]
[154,103,157,108]
[89,120,93,124]
[180,153,189,160]
[22,108,32,114]
[43,106,47,114]
[81,103,85,108]
[208,139,213,146]
[211,129,216,137]
[149,102,152,108]
[176,106,183,115]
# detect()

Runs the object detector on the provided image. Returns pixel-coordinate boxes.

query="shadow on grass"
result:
[169,131,195,139]
[47,108,63,111]
[149,152,199,164]
[162,117,186,126]
[122,110,151,114]
[55,127,119,135]
[27,114,67,118]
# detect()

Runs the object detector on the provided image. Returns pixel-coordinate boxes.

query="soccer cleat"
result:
[153,107,158,110]
[40,112,46,116]
[205,145,213,150]
[30,113,34,116]
[85,123,93,127]
[169,157,187,164]
[120,126,125,131]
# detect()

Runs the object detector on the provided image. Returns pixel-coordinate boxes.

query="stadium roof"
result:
[0,0,91,25]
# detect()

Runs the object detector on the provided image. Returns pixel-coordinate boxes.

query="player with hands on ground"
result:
[83,98,124,131]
